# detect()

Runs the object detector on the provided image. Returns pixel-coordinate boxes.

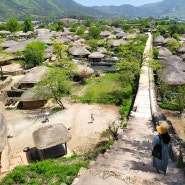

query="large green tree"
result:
[23,18,34,32]
[33,68,72,109]
[24,41,46,69]
[6,18,21,32]
[88,26,100,39]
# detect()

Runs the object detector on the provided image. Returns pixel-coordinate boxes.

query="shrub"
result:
[159,103,180,111]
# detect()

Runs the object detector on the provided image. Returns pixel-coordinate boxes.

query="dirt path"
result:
[4,100,121,158]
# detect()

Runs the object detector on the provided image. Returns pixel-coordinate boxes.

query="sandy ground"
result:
[5,99,121,156]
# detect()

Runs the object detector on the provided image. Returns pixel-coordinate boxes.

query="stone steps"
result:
[72,33,185,185]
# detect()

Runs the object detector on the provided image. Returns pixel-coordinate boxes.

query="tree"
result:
[88,26,100,39]
[0,23,7,31]
[6,18,21,32]
[53,42,67,59]
[33,68,72,109]
[24,41,46,69]
[23,18,34,32]
[116,58,140,90]
[84,19,92,27]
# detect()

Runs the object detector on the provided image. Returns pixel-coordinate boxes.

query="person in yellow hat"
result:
[152,121,171,175]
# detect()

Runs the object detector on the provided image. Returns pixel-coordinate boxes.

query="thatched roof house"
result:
[177,44,185,54]
[163,37,176,46]
[68,45,90,57]
[32,123,71,159]
[2,63,24,75]
[100,31,112,38]
[18,66,49,89]
[88,52,104,63]
[115,32,130,39]
[112,27,123,33]
[35,28,51,35]
[97,47,108,54]
[179,53,185,61]
[154,36,164,46]
[88,52,104,59]
[0,101,6,153]
[14,31,34,38]
[54,35,71,43]
[158,47,172,58]
[4,39,35,53]
[0,40,18,49]
[73,64,94,81]
[108,39,127,47]
[157,55,185,85]
[19,88,47,109]
[35,29,57,45]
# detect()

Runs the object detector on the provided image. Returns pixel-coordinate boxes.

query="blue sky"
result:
[73,0,162,7]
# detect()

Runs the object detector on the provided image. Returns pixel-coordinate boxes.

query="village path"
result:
[72,33,185,185]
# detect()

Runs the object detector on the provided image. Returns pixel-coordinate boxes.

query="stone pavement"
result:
[72,33,185,185]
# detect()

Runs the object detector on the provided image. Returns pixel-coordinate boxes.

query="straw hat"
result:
[156,121,169,134]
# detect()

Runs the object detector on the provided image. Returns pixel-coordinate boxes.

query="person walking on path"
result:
[88,114,94,123]
[152,121,171,175]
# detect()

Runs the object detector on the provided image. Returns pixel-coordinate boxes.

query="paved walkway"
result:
[72,33,185,185]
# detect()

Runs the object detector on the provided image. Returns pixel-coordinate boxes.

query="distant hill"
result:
[0,0,185,22]
[93,0,185,18]
[0,0,108,21]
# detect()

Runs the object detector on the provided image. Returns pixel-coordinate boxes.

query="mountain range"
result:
[0,0,185,22]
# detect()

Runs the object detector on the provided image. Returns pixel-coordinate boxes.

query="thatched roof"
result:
[73,40,83,46]
[158,47,172,58]
[163,37,176,45]
[100,31,112,37]
[108,39,127,47]
[154,36,164,46]
[2,63,24,75]
[115,32,129,39]
[97,47,108,54]
[0,40,18,48]
[88,52,104,59]
[0,101,6,152]
[157,55,185,85]
[54,35,71,43]
[179,53,185,61]
[20,88,46,101]
[68,45,90,56]
[112,27,123,33]
[4,39,35,53]
[126,33,137,39]
[14,31,33,37]
[37,36,53,45]
[35,28,51,35]
[72,64,94,79]
[32,123,71,150]
[19,66,49,84]
[35,29,58,45]
[0,30,11,35]
[177,44,185,54]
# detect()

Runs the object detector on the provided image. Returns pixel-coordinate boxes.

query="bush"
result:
[153,49,159,59]
[159,103,180,111]
[119,99,132,117]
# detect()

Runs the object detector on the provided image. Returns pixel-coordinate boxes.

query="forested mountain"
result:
[93,0,185,18]
[0,0,185,22]
[0,0,108,21]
